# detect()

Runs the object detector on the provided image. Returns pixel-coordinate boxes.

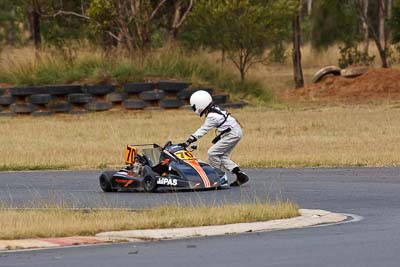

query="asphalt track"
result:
[1,167,400,267]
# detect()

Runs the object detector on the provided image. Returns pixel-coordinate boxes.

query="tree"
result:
[0,0,24,46]
[392,0,400,43]
[42,0,168,54]
[310,0,360,50]
[184,0,297,81]
[355,0,394,67]
[167,0,196,40]
[293,0,304,88]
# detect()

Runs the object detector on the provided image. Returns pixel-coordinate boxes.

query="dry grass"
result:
[0,201,299,240]
[1,106,400,169]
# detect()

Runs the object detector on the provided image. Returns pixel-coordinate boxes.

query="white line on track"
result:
[310,213,364,228]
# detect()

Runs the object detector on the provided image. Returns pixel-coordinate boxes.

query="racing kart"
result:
[99,141,226,192]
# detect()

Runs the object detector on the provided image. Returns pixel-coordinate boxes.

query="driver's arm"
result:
[192,116,218,140]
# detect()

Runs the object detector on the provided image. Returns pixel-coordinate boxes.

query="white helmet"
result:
[190,90,213,116]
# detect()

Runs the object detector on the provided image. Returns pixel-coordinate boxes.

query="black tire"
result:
[160,99,184,109]
[99,171,116,192]
[32,110,53,117]
[45,85,82,95]
[67,93,93,104]
[10,86,47,96]
[220,102,248,109]
[123,83,154,93]
[10,103,37,114]
[0,111,16,117]
[106,92,128,102]
[143,175,158,193]
[84,85,115,95]
[177,88,213,100]
[157,81,191,92]
[0,95,16,105]
[28,94,52,104]
[179,105,192,110]
[213,95,229,104]
[47,101,72,113]
[341,66,369,78]
[122,99,147,109]
[311,66,341,83]
[139,90,165,101]
[85,101,113,111]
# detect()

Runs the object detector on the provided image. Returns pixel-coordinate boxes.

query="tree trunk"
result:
[386,0,393,44]
[378,0,386,47]
[307,0,312,15]
[292,1,304,89]
[25,1,42,50]
[378,0,389,67]
[362,0,369,54]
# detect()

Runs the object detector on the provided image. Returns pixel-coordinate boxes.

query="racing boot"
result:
[215,168,229,188]
[230,167,249,186]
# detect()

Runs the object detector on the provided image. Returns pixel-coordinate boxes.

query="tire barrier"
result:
[139,90,165,101]
[177,88,213,100]
[157,81,191,92]
[47,101,72,113]
[10,86,47,96]
[122,99,147,110]
[44,85,82,95]
[124,83,154,93]
[28,94,52,105]
[10,103,38,114]
[106,92,128,102]
[0,81,244,116]
[311,66,342,83]
[84,85,115,95]
[67,93,93,104]
[0,95,16,105]
[213,95,229,104]
[341,66,369,78]
[85,101,113,112]
[160,99,184,109]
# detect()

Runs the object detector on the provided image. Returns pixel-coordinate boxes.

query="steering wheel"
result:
[163,141,172,150]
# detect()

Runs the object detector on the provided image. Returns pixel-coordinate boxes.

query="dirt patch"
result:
[282,68,400,104]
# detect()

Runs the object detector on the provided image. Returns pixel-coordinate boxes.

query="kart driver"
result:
[179,90,249,186]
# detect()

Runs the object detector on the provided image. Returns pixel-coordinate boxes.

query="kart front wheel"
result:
[99,172,115,192]
[143,175,158,193]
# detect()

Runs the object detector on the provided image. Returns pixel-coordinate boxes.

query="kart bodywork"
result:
[99,142,223,192]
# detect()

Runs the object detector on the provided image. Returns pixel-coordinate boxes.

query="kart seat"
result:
[141,147,162,167]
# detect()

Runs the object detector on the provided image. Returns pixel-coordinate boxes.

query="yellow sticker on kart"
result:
[175,150,196,160]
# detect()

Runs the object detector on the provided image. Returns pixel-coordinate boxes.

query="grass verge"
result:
[0,201,299,240]
[1,105,400,170]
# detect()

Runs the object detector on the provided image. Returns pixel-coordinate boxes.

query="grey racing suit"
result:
[191,106,242,175]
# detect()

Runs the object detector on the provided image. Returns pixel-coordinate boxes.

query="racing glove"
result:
[179,135,197,148]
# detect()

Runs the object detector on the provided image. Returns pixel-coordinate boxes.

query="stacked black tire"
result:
[0,81,237,117]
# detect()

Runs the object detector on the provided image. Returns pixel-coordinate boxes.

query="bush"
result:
[338,44,375,68]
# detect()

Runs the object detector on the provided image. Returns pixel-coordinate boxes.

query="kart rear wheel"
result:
[99,172,116,192]
[143,175,158,193]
